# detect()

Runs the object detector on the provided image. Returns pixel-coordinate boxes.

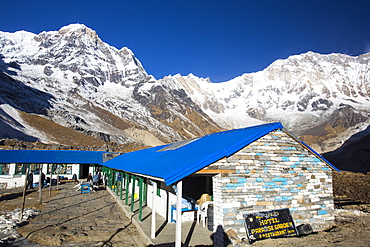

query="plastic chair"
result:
[197,201,213,227]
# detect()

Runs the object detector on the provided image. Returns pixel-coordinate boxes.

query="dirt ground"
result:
[0,183,148,247]
[0,187,59,212]
[0,171,369,247]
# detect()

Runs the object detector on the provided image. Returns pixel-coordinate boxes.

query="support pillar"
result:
[138,177,143,221]
[151,180,157,239]
[130,175,136,212]
[175,180,182,247]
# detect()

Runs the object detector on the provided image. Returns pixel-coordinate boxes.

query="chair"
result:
[197,201,213,227]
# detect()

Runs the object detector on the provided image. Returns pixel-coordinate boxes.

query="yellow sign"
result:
[244,208,298,242]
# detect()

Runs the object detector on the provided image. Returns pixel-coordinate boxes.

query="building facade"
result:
[0,150,111,188]
[97,122,340,246]
[205,129,335,244]
[0,163,87,188]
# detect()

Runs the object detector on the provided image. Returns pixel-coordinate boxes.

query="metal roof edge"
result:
[102,167,165,182]
[0,149,109,165]
[0,149,108,153]
[164,149,226,185]
[281,129,340,172]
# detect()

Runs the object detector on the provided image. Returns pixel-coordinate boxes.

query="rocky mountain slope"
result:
[0,24,222,149]
[0,24,369,167]
[323,125,370,173]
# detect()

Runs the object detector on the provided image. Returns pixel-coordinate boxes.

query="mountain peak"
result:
[59,23,89,32]
[58,23,98,39]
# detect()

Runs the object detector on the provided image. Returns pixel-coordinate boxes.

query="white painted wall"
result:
[0,163,82,188]
[146,181,197,222]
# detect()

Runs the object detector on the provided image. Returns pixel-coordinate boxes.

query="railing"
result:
[102,167,147,221]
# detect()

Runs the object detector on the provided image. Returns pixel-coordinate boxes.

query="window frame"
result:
[14,164,28,175]
[0,164,10,175]
[47,164,73,175]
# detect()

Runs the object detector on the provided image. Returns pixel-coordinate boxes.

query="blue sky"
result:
[1,0,369,82]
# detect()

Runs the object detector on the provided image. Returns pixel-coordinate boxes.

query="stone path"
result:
[14,183,149,246]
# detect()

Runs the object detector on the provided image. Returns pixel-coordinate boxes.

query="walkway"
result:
[107,188,214,246]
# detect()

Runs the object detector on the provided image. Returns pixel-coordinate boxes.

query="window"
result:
[0,164,9,175]
[30,164,42,174]
[14,164,43,175]
[15,164,28,175]
[47,164,72,175]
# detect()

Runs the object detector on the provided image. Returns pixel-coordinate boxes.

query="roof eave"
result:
[281,129,340,172]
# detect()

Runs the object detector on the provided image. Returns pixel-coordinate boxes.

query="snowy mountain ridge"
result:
[164,52,370,128]
[0,24,221,148]
[0,24,369,154]
[160,52,370,152]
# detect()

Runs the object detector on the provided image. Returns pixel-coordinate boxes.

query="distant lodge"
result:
[0,150,118,188]
[0,162,91,187]
[0,123,340,246]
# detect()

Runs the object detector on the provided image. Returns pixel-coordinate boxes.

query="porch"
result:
[106,184,214,246]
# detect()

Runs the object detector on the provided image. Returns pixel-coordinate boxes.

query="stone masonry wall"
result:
[208,129,335,244]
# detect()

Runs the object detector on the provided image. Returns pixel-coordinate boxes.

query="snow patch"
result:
[0,208,39,244]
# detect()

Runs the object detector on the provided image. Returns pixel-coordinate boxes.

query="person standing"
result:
[93,172,99,187]
[41,172,46,187]
[27,172,34,189]
[87,173,93,183]
[72,174,79,184]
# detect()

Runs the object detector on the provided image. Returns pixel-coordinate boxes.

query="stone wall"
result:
[208,129,335,245]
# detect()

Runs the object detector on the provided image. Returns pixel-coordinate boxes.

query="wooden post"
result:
[109,169,112,187]
[138,177,143,221]
[56,166,59,191]
[116,172,119,196]
[113,171,116,190]
[130,175,136,212]
[39,166,42,204]
[125,175,130,205]
[120,172,123,200]
[151,180,157,239]
[20,168,29,222]
[143,179,147,205]
[49,173,52,197]
[175,180,183,247]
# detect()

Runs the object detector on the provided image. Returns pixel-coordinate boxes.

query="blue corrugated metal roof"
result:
[103,122,339,185]
[103,122,286,185]
[0,150,107,164]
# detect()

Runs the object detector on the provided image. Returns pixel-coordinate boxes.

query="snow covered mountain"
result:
[0,24,222,148]
[161,52,370,152]
[0,24,369,155]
